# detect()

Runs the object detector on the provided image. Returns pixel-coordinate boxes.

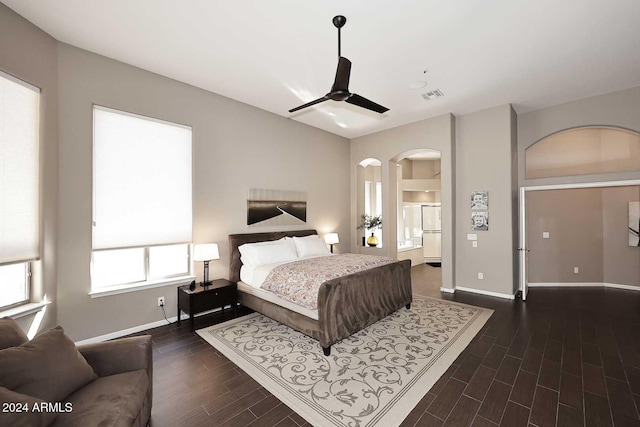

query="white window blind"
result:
[0,71,40,265]
[93,106,192,250]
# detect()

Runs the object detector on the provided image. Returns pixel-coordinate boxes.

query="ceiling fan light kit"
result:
[409,70,428,90]
[289,15,389,115]
[409,81,427,90]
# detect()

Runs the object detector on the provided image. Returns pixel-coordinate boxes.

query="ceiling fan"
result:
[289,15,389,114]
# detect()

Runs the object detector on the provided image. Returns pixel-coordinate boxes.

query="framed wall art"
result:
[247,188,307,227]
[471,211,489,231]
[471,191,488,210]
[630,201,639,247]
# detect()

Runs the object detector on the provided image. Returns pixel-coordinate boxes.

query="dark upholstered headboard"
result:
[228,229,318,282]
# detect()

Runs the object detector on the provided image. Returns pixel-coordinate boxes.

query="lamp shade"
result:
[324,233,339,245]
[193,243,219,262]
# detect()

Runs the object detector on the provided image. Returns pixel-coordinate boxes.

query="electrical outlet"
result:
[477,272,484,280]
[573,267,579,274]
[157,297,165,307]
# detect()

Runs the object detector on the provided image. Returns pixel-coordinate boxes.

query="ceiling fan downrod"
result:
[333,15,346,58]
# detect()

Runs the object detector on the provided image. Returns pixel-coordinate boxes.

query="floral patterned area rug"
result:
[197,296,493,427]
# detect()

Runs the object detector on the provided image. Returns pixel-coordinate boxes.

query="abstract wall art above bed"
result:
[247,188,307,226]
[630,201,640,247]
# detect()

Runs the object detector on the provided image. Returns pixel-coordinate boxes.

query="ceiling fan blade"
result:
[288,96,329,113]
[331,57,351,92]
[346,93,389,114]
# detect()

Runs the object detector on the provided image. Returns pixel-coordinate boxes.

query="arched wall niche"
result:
[355,158,383,249]
[525,126,640,180]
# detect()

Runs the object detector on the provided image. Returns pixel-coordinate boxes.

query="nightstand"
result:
[177,279,238,332]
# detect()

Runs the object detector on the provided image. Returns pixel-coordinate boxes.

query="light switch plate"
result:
[543,232,550,239]
[472,241,478,247]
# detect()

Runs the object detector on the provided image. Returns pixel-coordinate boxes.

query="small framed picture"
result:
[630,201,639,247]
[471,191,488,210]
[471,211,489,231]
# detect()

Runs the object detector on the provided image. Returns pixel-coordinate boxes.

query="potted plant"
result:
[357,214,382,247]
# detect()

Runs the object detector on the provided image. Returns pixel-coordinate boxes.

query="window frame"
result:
[0,70,40,313]
[90,244,195,297]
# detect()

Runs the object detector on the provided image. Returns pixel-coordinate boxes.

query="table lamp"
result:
[193,243,219,287]
[324,233,339,253]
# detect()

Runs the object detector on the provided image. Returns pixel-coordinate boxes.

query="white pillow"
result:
[239,237,284,265]
[238,238,298,266]
[293,235,331,258]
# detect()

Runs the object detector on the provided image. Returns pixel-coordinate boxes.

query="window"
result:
[526,127,640,179]
[91,106,193,291]
[360,159,383,247]
[0,263,30,309]
[92,244,190,289]
[0,71,39,310]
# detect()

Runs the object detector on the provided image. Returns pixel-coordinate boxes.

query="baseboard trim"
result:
[603,282,640,291]
[440,287,455,294]
[529,282,640,292]
[528,282,602,288]
[455,286,516,300]
[75,318,178,345]
[75,305,230,345]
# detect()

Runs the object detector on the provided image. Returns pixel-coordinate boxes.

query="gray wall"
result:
[350,114,456,290]
[410,159,440,179]
[454,105,518,296]
[527,188,604,283]
[602,186,640,286]
[527,186,640,287]
[56,44,350,341]
[0,4,58,334]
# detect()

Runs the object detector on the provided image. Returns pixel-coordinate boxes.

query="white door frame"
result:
[518,187,528,300]
[518,179,640,300]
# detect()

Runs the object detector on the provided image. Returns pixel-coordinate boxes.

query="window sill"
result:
[0,301,51,320]
[89,275,196,298]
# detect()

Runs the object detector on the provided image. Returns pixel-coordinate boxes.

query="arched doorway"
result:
[519,126,640,299]
[392,149,443,295]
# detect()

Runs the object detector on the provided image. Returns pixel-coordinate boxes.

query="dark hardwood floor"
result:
[134,265,640,427]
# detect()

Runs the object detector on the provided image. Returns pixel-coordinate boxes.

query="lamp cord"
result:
[160,304,174,325]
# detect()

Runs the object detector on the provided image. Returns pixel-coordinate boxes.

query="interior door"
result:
[518,187,529,300]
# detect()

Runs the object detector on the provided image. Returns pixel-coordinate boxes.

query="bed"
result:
[229,229,412,355]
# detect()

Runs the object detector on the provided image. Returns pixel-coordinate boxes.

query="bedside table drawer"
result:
[192,286,236,312]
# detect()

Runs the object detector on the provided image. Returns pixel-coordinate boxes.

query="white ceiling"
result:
[4,0,640,139]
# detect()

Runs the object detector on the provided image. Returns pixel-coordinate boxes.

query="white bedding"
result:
[240,254,334,289]
[238,254,335,320]
[237,281,319,320]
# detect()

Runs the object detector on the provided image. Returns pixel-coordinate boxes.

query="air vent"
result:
[421,89,444,100]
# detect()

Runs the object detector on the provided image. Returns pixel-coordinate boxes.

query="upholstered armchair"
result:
[0,317,152,427]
